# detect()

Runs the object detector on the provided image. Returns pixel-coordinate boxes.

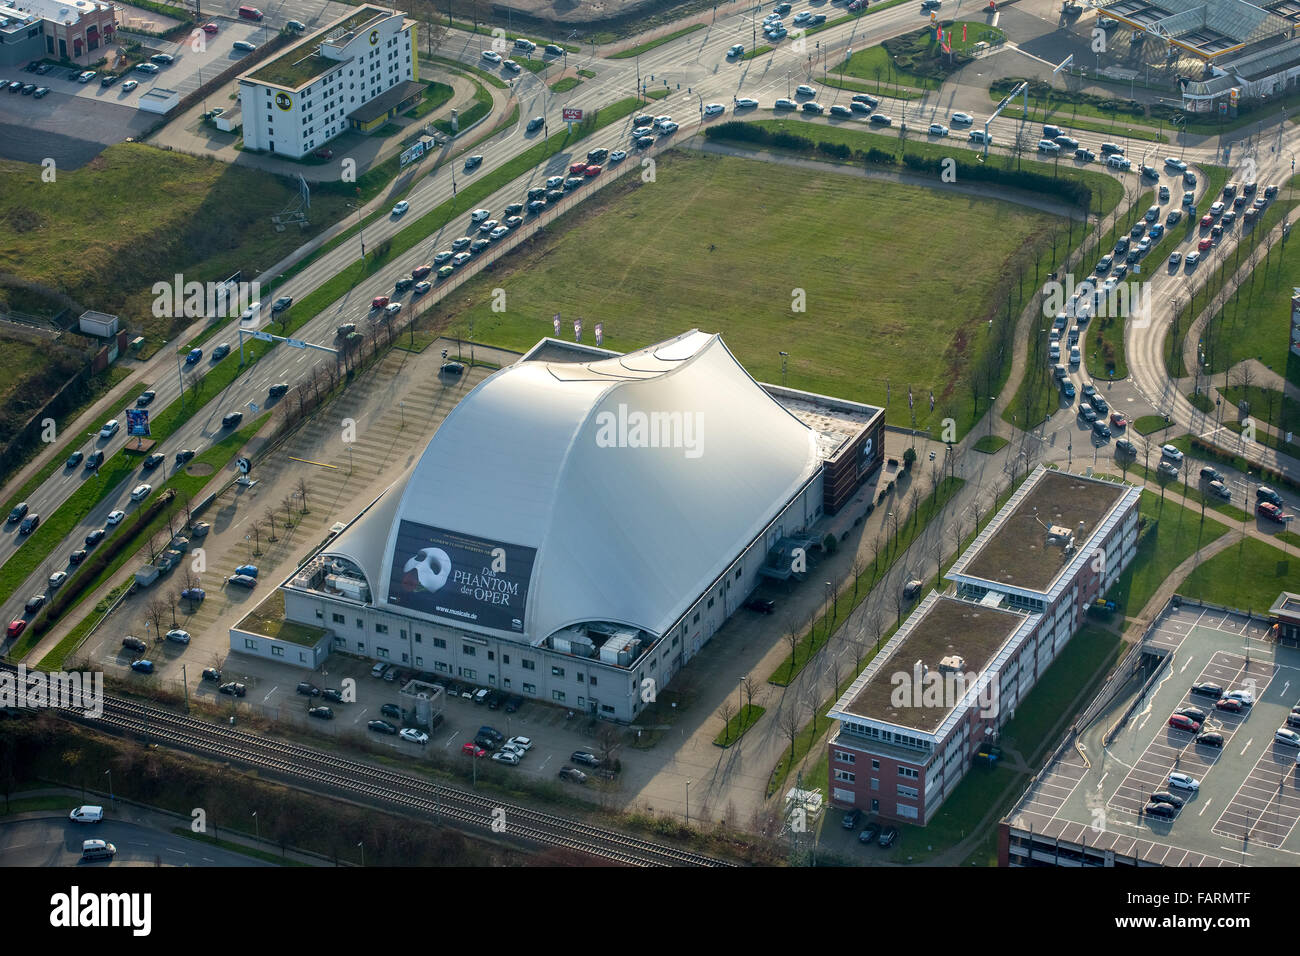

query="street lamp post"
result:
[358,841,365,867]
[252,810,259,841]
[348,202,366,258]
[685,779,691,826]
[104,769,113,802]
[779,350,788,386]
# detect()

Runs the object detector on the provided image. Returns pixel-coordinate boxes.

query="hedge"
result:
[703,121,1094,210]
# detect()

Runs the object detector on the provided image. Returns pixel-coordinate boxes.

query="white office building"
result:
[238,5,421,158]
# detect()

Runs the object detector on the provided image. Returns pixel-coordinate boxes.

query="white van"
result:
[69,806,103,823]
[81,839,116,860]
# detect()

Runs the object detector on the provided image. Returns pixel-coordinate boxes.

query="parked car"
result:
[130,659,154,674]
[744,597,776,613]
[842,808,862,829]
[558,766,587,783]
[570,750,601,767]
[308,706,334,720]
[878,826,898,848]
[369,719,398,735]
[220,682,247,697]
[1191,682,1224,698]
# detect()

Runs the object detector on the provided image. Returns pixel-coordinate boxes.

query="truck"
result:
[135,565,159,587]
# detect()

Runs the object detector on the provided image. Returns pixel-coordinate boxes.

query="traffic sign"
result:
[249,330,274,342]
[286,338,307,349]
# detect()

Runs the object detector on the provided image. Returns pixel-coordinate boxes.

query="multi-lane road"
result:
[1,0,1294,645]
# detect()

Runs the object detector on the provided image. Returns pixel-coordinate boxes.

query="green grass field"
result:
[404,80,454,119]
[551,76,581,93]
[1190,188,1300,385]
[1181,535,1300,613]
[1106,490,1229,616]
[0,143,354,352]
[425,150,1061,437]
[431,77,492,135]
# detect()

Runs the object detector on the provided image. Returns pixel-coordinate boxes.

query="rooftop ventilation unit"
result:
[938,655,967,674]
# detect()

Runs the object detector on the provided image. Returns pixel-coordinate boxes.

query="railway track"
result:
[4,666,733,867]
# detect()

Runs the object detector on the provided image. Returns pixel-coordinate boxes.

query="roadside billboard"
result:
[387,521,536,632]
[125,408,150,438]
[562,107,583,122]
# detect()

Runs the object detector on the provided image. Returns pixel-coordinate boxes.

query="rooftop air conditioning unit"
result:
[938,655,966,674]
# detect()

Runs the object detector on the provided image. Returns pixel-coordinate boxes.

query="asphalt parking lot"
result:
[0,16,267,166]
[1009,603,1300,864]
[0,91,152,167]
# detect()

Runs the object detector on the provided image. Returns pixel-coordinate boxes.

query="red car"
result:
[314,148,333,159]
[6,620,25,640]
[370,295,389,310]
[1109,412,1128,428]
[1200,213,1213,228]
[411,264,433,280]
[1259,501,1292,522]
[1197,237,1213,251]
[1169,714,1201,732]
[202,21,219,33]
[568,162,587,175]
[584,164,602,177]
[461,742,487,757]
[1215,697,1243,712]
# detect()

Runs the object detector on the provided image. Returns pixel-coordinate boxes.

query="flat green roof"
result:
[248,5,393,89]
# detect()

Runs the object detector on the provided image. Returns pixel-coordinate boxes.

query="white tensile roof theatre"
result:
[277,330,882,720]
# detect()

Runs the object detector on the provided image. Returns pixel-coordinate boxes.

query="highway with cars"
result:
[0,0,1290,649]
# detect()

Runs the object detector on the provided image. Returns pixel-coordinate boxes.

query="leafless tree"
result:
[718,700,736,744]
[740,675,757,713]
[264,508,278,543]
[282,494,297,530]
[1231,361,1256,408]
[851,635,868,672]
[147,529,167,563]
[296,477,310,514]
[1011,123,1033,170]
[249,517,265,556]
[782,705,802,768]
[181,565,199,594]
[850,555,864,600]
[166,591,179,628]
[145,598,167,642]
[804,690,822,739]
[870,614,885,653]
[783,618,800,673]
